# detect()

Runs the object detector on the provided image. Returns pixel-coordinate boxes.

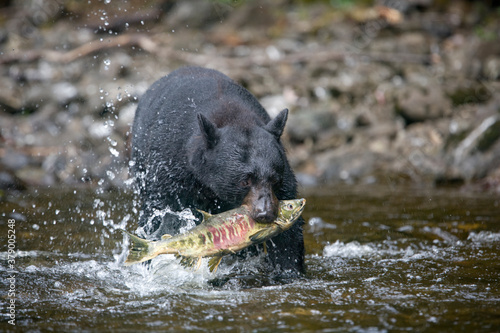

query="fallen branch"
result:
[0,146,62,157]
[169,48,432,68]
[1,31,431,67]
[0,33,157,64]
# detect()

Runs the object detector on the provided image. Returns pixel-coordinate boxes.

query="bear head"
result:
[187,109,289,223]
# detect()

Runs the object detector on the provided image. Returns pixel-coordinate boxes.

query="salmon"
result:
[122,198,306,273]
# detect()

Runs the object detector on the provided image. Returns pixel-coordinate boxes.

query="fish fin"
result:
[274,220,289,229]
[161,234,172,240]
[208,255,224,273]
[249,229,275,244]
[177,255,197,269]
[122,230,155,266]
[263,241,268,254]
[194,256,203,271]
[196,209,212,221]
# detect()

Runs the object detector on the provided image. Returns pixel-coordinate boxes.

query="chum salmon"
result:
[122,198,305,273]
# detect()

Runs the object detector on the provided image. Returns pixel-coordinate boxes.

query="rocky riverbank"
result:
[1,0,499,194]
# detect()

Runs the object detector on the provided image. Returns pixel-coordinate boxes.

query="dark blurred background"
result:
[1,0,499,195]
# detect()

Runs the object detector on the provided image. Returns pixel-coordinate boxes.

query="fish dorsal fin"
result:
[161,234,173,240]
[196,209,213,221]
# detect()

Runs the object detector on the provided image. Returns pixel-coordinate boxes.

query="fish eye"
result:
[287,203,294,210]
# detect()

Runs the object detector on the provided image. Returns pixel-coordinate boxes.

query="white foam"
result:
[468,231,500,243]
[323,240,375,258]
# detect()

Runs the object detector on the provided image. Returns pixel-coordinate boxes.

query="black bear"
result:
[131,66,304,275]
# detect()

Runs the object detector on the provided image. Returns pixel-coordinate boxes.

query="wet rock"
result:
[475,166,500,193]
[295,172,318,187]
[394,80,451,124]
[0,77,22,114]
[116,103,137,133]
[316,149,379,184]
[101,52,133,79]
[16,166,54,186]
[370,33,429,54]
[286,107,337,144]
[1,150,30,169]
[449,114,500,179]
[0,167,27,192]
[387,120,450,182]
[166,0,231,29]
[482,56,500,80]
[52,82,79,105]
[446,71,499,108]
[442,34,482,78]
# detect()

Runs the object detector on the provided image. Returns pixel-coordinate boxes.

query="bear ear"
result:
[197,113,219,149]
[264,108,288,139]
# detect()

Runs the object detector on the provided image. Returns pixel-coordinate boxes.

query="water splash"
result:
[103,58,111,70]
[323,240,374,258]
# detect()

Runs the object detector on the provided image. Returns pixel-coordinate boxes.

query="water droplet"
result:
[107,137,117,146]
[109,147,119,157]
[106,170,116,180]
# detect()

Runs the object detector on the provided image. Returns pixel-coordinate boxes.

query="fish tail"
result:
[122,230,159,266]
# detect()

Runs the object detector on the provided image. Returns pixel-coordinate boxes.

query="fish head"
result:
[275,198,306,230]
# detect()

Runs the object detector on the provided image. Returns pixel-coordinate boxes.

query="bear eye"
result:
[240,177,251,188]
[270,175,282,186]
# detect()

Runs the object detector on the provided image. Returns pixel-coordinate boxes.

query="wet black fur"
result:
[131,66,305,275]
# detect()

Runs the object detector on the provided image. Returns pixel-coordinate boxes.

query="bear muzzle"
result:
[243,184,279,224]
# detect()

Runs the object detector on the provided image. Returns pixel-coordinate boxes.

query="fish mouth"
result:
[295,198,306,217]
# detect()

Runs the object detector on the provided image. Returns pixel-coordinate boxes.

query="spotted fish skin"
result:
[122,198,306,272]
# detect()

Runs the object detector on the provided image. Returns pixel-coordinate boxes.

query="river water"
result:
[1,185,499,332]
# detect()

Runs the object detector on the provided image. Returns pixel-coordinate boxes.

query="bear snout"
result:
[254,208,277,224]
[243,184,279,224]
